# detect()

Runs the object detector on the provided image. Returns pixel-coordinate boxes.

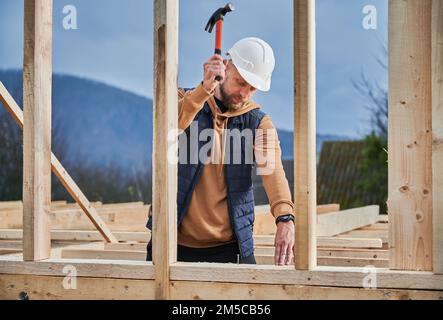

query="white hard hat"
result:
[227,37,275,92]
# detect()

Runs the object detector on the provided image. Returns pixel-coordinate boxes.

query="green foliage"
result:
[0,117,23,200]
[356,132,388,214]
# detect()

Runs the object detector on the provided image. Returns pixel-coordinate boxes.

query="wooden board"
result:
[0,229,149,242]
[254,235,382,248]
[316,206,379,237]
[152,0,179,300]
[0,257,442,291]
[0,274,440,300]
[22,0,53,261]
[170,280,443,300]
[388,0,433,270]
[294,0,317,270]
[0,274,155,300]
[432,0,443,274]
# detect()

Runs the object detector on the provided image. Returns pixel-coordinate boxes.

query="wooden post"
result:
[388,0,433,271]
[153,0,178,299]
[432,0,443,274]
[294,0,317,270]
[22,0,53,261]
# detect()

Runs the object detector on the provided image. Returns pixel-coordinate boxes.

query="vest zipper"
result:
[225,163,245,259]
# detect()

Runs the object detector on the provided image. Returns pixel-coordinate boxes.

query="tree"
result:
[352,42,388,214]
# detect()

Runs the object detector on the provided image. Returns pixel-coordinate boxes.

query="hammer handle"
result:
[215,20,223,81]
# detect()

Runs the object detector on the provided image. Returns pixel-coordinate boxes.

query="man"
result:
[147,37,295,265]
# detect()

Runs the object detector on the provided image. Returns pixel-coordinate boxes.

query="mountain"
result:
[0,70,153,172]
[0,70,351,171]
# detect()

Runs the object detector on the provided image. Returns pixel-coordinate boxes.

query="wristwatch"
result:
[275,214,295,225]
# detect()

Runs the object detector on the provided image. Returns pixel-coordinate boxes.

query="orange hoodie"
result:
[177,83,294,248]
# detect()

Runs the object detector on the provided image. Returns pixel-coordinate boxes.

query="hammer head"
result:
[205,3,235,33]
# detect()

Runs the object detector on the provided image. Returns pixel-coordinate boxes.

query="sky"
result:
[0,0,387,137]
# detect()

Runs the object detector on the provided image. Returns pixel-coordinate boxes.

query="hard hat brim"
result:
[235,67,271,92]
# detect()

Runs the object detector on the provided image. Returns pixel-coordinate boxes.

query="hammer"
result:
[205,3,235,81]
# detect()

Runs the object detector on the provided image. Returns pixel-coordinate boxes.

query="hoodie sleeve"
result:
[178,83,213,130]
[254,115,295,219]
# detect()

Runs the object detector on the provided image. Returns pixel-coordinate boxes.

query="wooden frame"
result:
[1,0,443,300]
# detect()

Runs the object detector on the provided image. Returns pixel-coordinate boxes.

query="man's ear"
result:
[223,59,229,67]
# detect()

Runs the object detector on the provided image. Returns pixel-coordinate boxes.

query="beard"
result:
[219,82,246,111]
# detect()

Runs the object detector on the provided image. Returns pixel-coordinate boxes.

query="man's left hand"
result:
[274,220,295,266]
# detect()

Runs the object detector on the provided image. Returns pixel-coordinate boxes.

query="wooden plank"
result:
[294,0,317,270]
[0,256,442,291]
[104,242,146,251]
[254,246,388,259]
[22,0,53,261]
[254,235,382,248]
[170,281,443,300]
[0,240,22,249]
[0,206,149,231]
[432,0,443,274]
[317,205,379,237]
[388,0,433,271]
[153,0,179,300]
[61,249,146,261]
[0,274,440,300]
[0,229,149,242]
[316,203,340,214]
[0,83,117,243]
[255,255,388,267]
[0,248,22,255]
[0,256,154,279]
[337,233,388,244]
[170,263,443,290]
[0,201,23,209]
[0,274,155,300]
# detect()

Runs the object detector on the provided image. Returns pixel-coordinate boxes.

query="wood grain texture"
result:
[432,0,443,274]
[294,0,317,270]
[388,0,433,270]
[153,0,179,300]
[22,0,53,261]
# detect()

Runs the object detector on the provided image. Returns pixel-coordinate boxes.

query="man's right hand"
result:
[202,55,227,93]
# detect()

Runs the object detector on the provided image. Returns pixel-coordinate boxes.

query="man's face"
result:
[219,61,257,111]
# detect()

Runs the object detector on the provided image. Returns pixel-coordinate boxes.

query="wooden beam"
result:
[316,203,340,214]
[170,263,443,290]
[153,0,179,300]
[22,0,53,261]
[0,229,148,242]
[388,0,433,271]
[170,280,442,300]
[0,274,440,300]
[294,0,317,270]
[432,0,443,274]
[254,235,382,248]
[0,256,442,291]
[254,246,388,259]
[255,255,388,267]
[61,249,146,261]
[317,205,379,237]
[0,256,154,279]
[0,274,155,300]
[0,83,117,243]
